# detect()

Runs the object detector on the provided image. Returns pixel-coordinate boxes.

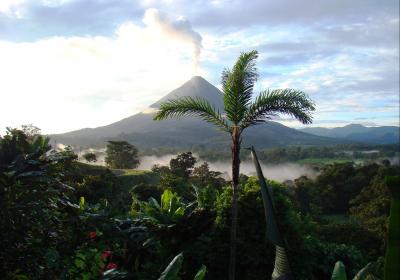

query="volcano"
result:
[50,76,343,149]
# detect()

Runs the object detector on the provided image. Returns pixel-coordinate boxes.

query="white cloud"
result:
[0,0,25,17]
[0,9,204,134]
[40,0,75,7]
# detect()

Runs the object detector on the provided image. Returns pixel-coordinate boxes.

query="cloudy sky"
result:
[0,0,398,134]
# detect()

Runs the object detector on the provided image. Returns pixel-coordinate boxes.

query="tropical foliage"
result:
[0,127,397,279]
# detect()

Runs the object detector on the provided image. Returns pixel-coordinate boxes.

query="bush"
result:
[0,129,80,278]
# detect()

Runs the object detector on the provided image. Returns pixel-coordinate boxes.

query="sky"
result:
[0,0,399,134]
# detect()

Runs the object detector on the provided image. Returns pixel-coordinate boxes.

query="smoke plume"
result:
[143,8,202,70]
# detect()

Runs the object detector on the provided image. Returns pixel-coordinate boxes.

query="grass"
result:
[76,162,159,185]
[115,169,159,187]
[112,169,151,176]
[75,162,109,175]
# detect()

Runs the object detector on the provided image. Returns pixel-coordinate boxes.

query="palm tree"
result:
[154,50,315,280]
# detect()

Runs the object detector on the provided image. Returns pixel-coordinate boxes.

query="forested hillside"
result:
[301,124,399,144]
[1,128,398,279]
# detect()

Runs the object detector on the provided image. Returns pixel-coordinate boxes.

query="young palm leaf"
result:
[222,50,258,124]
[248,146,292,280]
[154,50,315,280]
[331,261,347,280]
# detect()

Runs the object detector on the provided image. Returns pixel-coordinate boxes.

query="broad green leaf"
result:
[161,190,173,211]
[331,261,347,280]
[158,253,183,280]
[79,196,85,210]
[101,269,129,280]
[149,197,161,209]
[194,265,207,280]
[169,195,181,214]
[12,271,29,280]
[353,262,372,280]
[174,206,185,217]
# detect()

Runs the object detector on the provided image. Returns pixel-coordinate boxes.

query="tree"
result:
[105,141,140,169]
[293,175,336,215]
[82,152,97,163]
[192,162,223,187]
[350,166,398,241]
[154,50,315,279]
[170,152,197,178]
[21,124,41,139]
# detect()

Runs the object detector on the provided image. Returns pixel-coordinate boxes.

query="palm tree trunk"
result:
[229,127,241,280]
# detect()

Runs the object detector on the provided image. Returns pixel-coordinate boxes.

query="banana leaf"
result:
[194,265,207,280]
[248,146,292,280]
[331,261,347,280]
[159,253,207,280]
[158,253,183,280]
[353,262,372,280]
[330,261,374,280]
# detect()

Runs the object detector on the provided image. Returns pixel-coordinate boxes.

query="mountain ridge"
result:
[50,76,350,149]
[300,124,399,144]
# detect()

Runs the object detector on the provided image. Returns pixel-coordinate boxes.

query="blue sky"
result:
[0,0,398,133]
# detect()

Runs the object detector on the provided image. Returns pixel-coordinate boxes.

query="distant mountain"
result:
[150,76,224,110]
[301,124,399,144]
[50,76,346,149]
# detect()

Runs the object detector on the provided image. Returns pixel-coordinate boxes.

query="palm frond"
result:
[222,50,258,124]
[240,89,315,129]
[153,96,231,132]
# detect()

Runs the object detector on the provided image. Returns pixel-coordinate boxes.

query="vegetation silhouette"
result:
[105,141,140,169]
